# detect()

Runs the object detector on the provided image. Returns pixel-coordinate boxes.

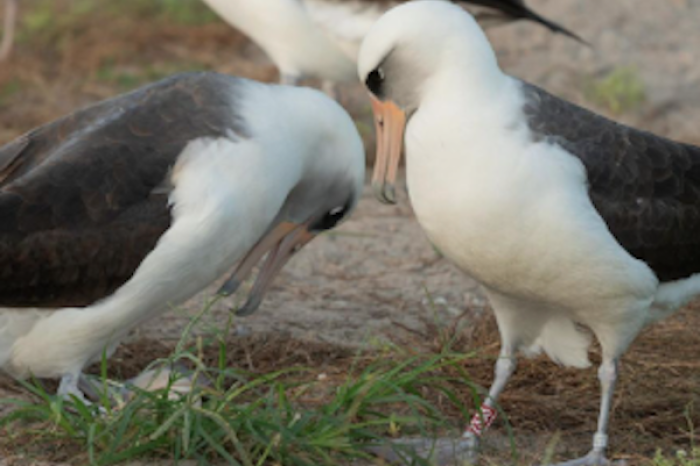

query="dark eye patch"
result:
[310,200,352,232]
[365,68,385,98]
[311,208,345,232]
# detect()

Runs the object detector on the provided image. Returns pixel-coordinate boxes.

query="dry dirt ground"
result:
[1,0,700,464]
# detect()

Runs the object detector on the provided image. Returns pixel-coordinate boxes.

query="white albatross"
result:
[200,0,584,92]
[358,1,700,465]
[0,71,364,403]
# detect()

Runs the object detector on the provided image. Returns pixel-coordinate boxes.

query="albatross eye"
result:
[311,205,347,232]
[365,68,385,97]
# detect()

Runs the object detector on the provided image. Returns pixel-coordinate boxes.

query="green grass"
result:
[654,449,700,466]
[0,80,22,106]
[95,60,209,91]
[653,405,700,466]
[0,300,478,465]
[103,0,220,26]
[153,0,220,26]
[16,0,219,47]
[585,66,646,115]
[16,0,93,47]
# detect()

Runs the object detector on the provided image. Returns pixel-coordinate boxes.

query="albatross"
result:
[358,1,700,464]
[200,0,583,92]
[0,71,364,403]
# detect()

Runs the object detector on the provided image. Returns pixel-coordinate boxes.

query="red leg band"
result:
[466,403,497,437]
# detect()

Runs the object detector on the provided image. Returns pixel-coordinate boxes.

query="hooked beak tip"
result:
[217,279,241,297]
[236,301,260,317]
[218,220,317,318]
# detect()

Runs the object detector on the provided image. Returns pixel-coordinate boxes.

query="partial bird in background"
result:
[0,0,17,61]
[200,0,585,94]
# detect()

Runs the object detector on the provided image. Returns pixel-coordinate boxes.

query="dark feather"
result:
[0,72,248,307]
[318,0,584,43]
[459,0,587,44]
[522,82,700,282]
[0,134,28,184]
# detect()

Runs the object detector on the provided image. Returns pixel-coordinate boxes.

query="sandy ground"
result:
[1,0,700,464]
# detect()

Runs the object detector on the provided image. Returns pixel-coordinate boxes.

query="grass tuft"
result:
[653,404,700,466]
[0,300,476,465]
[653,449,700,466]
[585,66,646,115]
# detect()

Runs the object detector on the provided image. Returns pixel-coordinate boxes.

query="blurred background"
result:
[0,0,698,150]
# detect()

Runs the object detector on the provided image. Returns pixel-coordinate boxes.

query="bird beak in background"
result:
[217,221,317,316]
[371,96,406,205]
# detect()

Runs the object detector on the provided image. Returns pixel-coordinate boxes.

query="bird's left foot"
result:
[79,364,209,411]
[546,450,627,466]
[58,373,93,405]
[57,373,108,415]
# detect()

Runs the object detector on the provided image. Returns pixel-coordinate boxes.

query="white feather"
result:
[360,1,663,365]
[304,0,385,59]
[201,0,358,82]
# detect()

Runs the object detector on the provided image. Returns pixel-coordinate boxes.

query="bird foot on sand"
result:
[545,451,627,466]
[57,373,106,413]
[364,436,478,465]
[56,381,107,415]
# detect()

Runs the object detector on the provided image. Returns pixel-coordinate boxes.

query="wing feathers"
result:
[0,72,247,307]
[456,0,586,44]
[522,82,700,281]
[0,135,28,184]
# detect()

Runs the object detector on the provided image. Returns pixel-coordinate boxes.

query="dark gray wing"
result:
[0,71,248,308]
[324,0,584,42]
[522,82,700,282]
[456,0,586,44]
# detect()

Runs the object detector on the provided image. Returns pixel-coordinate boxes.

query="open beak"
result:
[217,221,316,316]
[371,96,406,205]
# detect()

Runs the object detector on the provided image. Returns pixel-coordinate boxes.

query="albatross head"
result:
[218,87,365,316]
[357,0,501,204]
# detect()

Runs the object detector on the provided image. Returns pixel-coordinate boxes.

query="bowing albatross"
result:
[0,72,364,403]
[359,1,700,464]
[200,0,583,91]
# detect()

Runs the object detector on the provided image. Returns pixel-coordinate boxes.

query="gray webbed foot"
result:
[365,436,478,465]
[545,450,627,466]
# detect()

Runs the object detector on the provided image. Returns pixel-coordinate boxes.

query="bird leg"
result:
[365,347,516,464]
[462,345,517,452]
[547,359,624,466]
[0,0,17,61]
